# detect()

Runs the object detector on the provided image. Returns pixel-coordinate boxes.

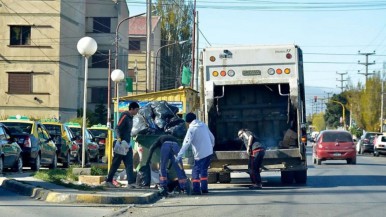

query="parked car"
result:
[65,122,99,163]
[42,120,80,167]
[0,123,23,173]
[0,115,57,171]
[373,134,386,157]
[356,132,382,154]
[312,130,356,165]
[88,124,111,161]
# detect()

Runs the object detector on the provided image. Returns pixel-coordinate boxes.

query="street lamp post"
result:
[329,99,346,130]
[114,12,146,69]
[154,40,188,91]
[111,69,125,128]
[77,36,97,168]
[110,69,124,171]
[107,13,146,129]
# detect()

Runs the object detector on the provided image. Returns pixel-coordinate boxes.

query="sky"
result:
[126,0,386,114]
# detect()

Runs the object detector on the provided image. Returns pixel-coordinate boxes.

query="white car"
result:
[374,135,386,157]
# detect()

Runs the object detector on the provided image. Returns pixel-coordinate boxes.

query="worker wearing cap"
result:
[238,129,265,189]
[175,112,215,195]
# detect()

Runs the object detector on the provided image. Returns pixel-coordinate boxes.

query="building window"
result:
[93,17,111,33]
[10,26,31,45]
[8,73,32,94]
[129,40,140,51]
[91,51,109,68]
[91,87,108,103]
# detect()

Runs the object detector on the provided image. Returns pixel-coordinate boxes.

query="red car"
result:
[313,130,356,165]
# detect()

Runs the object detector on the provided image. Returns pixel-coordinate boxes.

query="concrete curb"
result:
[0,178,160,204]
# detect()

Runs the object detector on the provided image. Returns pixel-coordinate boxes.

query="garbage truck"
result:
[199,44,308,184]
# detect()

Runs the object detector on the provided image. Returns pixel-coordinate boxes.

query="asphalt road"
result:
[0,187,120,217]
[123,147,386,217]
[1,147,386,217]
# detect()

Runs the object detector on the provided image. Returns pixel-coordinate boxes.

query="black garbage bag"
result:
[151,101,177,129]
[139,104,158,130]
[136,164,151,187]
[166,103,179,115]
[164,117,187,139]
[165,121,187,139]
[131,115,149,136]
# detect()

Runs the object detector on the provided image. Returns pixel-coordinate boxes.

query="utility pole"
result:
[381,62,386,132]
[191,0,197,88]
[336,72,348,93]
[324,91,333,100]
[146,0,152,93]
[358,50,376,81]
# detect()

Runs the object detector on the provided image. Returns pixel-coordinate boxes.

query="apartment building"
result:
[127,16,160,95]
[0,0,129,121]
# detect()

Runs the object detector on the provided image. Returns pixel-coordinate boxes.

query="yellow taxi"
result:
[0,115,57,171]
[41,119,79,168]
[88,124,113,161]
[65,122,99,163]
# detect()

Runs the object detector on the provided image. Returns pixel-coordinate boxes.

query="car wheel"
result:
[94,153,100,163]
[207,172,219,184]
[63,152,70,168]
[218,172,231,183]
[31,154,41,171]
[49,154,57,169]
[281,171,294,184]
[374,151,380,157]
[294,170,307,184]
[316,158,322,165]
[0,157,4,174]
[12,156,23,173]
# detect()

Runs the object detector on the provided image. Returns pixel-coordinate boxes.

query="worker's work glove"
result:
[117,138,122,142]
[175,156,182,163]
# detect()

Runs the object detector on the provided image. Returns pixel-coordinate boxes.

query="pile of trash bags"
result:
[131,101,187,139]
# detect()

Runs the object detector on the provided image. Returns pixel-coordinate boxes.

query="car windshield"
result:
[69,127,82,137]
[1,122,33,134]
[44,124,61,137]
[322,132,352,142]
[89,129,107,138]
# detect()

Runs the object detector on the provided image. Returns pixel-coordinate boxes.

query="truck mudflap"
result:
[210,148,307,172]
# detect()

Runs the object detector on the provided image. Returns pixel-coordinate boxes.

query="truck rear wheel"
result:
[218,172,231,183]
[281,171,294,184]
[207,172,219,184]
[294,170,307,184]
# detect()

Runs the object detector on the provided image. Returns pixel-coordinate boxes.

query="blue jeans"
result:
[107,148,135,184]
[192,155,212,193]
[159,142,187,189]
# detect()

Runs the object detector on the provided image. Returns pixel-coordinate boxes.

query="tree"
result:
[324,94,349,129]
[153,0,193,90]
[312,113,326,131]
[360,75,381,131]
[91,102,107,125]
[343,80,364,129]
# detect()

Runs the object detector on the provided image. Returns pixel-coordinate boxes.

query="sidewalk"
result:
[0,173,160,205]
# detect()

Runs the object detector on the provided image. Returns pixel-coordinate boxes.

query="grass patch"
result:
[33,165,108,191]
